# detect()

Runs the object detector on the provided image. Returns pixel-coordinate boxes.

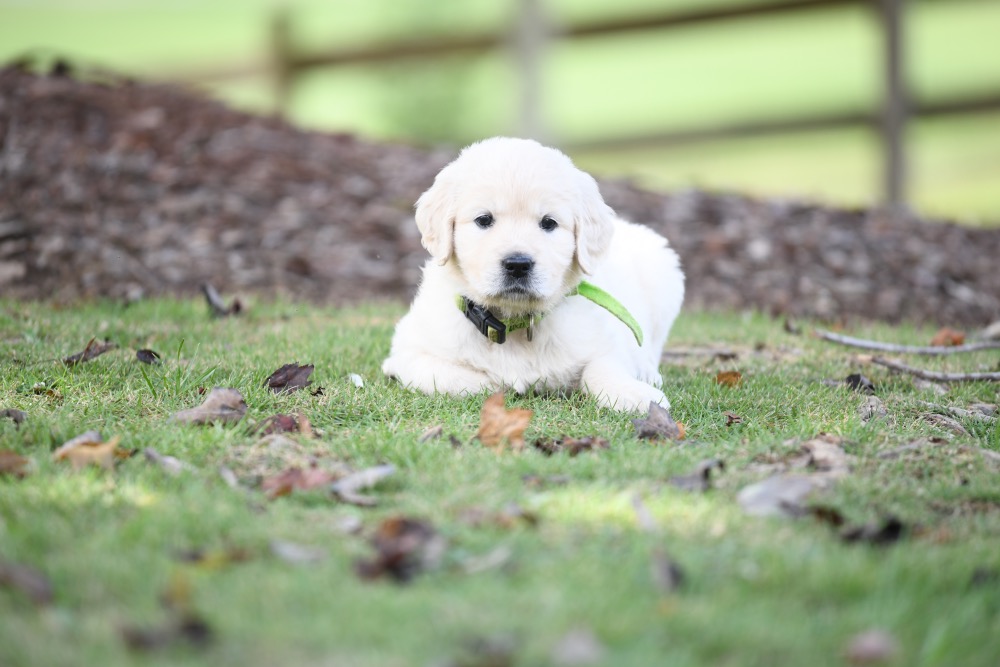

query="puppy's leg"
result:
[579,358,670,413]
[382,354,492,397]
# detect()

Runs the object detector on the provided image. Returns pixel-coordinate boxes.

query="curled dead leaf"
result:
[261,466,339,500]
[171,387,246,425]
[52,431,121,471]
[475,392,533,451]
[1,408,27,426]
[668,458,725,493]
[714,370,743,387]
[63,338,117,366]
[632,402,685,441]
[532,435,609,457]
[264,363,314,394]
[930,327,965,347]
[355,516,446,584]
[0,450,32,478]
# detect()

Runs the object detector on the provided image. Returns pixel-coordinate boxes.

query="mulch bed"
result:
[2,62,998,326]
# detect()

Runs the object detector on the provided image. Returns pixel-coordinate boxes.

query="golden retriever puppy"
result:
[382,137,684,412]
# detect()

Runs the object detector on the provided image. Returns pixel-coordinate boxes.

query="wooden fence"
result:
[184,0,1000,212]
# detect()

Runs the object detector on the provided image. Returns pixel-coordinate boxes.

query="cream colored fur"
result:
[382,137,684,412]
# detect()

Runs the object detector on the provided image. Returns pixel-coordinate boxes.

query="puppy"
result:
[382,137,684,412]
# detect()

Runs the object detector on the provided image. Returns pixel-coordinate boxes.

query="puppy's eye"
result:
[474,213,494,229]
[539,215,558,232]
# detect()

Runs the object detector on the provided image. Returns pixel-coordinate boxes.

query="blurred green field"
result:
[1,0,998,222]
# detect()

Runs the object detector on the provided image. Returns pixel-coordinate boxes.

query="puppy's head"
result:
[415,137,615,315]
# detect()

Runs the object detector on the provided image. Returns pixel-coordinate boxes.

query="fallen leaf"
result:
[650,547,685,594]
[264,363,314,394]
[144,448,194,476]
[920,412,969,436]
[121,614,213,652]
[801,434,851,477]
[270,540,327,565]
[201,283,241,317]
[1,408,27,426]
[175,546,252,570]
[930,327,965,347]
[447,636,517,667]
[714,370,743,387]
[0,450,31,478]
[355,516,446,584]
[136,349,161,365]
[668,458,725,492]
[261,466,339,500]
[723,410,742,426]
[844,373,876,394]
[533,435,609,457]
[460,545,514,575]
[858,395,888,423]
[475,392,533,451]
[737,474,829,518]
[843,629,900,664]
[0,560,53,605]
[256,413,313,437]
[63,338,117,366]
[330,464,396,506]
[51,431,121,470]
[551,627,606,666]
[171,387,246,425]
[632,402,685,441]
[840,516,906,546]
[418,425,444,442]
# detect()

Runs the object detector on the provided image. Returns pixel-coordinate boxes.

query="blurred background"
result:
[1,0,998,224]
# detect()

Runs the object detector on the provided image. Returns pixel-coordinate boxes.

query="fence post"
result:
[515,0,546,141]
[271,8,293,118]
[878,0,907,212]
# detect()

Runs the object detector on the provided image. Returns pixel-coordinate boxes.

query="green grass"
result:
[1,298,999,666]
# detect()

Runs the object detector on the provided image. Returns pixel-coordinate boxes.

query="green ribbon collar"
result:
[457,280,643,346]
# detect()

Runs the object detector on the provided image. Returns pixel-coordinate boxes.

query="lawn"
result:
[1,298,999,666]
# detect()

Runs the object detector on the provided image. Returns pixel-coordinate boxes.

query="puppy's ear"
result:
[573,171,615,274]
[414,171,456,265]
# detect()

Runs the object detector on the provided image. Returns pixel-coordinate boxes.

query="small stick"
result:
[815,329,1000,355]
[870,356,1000,383]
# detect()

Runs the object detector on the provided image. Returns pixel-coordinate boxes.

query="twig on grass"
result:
[814,330,1000,355]
[869,356,1000,383]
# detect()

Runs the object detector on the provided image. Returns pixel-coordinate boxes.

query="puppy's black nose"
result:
[502,254,534,279]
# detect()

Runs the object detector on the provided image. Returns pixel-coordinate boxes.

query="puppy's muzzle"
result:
[502,254,534,280]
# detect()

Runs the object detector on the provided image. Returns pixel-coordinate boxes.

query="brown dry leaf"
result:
[171,387,246,425]
[256,413,313,437]
[201,283,242,318]
[668,458,725,493]
[632,402,685,441]
[0,450,32,478]
[264,363,314,394]
[1,408,27,426]
[0,560,54,605]
[475,392,533,451]
[121,614,214,652]
[52,431,121,471]
[930,327,965,347]
[330,464,396,506]
[723,410,743,426]
[261,466,339,500]
[533,435,609,457]
[714,370,743,387]
[136,349,161,365]
[63,338,117,366]
[355,516,446,584]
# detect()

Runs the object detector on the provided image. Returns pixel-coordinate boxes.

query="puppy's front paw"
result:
[595,382,670,413]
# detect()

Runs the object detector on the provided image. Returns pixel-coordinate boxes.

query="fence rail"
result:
[174,0,1000,212]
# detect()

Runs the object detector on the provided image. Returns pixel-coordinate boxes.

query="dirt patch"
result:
[2,62,998,325]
